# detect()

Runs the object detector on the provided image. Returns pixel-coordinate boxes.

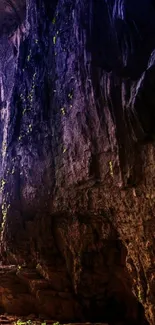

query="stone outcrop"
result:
[0,0,155,324]
[0,265,82,321]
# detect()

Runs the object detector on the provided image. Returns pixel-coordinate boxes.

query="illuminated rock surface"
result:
[0,0,155,324]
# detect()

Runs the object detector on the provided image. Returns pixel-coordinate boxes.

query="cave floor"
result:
[0,318,109,325]
[0,264,147,325]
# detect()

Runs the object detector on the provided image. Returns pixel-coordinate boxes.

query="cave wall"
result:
[0,0,155,324]
[0,0,26,36]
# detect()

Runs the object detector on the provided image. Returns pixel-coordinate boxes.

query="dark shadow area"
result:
[0,0,26,36]
[87,297,149,325]
[79,278,149,325]
[90,0,155,181]
[76,240,149,325]
[91,0,155,80]
[44,0,58,22]
[52,213,149,324]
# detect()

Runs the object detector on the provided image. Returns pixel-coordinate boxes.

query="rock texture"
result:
[0,0,26,36]
[0,265,82,320]
[0,0,155,324]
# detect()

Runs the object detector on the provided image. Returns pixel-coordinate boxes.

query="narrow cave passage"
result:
[51,214,149,325]
[78,279,149,325]
[85,295,149,325]
[75,240,149,325]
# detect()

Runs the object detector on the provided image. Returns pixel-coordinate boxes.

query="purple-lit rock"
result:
[0,0,155,324]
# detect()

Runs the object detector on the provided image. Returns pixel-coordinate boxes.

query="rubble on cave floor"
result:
[0,318,109,325]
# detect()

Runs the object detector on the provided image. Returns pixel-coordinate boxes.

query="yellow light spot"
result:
[68,93,73,99]
[109,161,114,177]
[53,36,56,44]
[52,17,56,24]
[61,108,65,115]
[11,167,15,175]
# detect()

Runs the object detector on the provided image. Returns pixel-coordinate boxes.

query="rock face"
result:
[1,0,155,324]
[0,0,26,36]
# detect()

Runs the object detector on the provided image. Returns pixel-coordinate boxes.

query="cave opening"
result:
[79,281,149,325]
[85,296,149,325]
[76,239,149,325]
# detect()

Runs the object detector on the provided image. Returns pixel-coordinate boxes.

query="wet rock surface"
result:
[0,0,155,324]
